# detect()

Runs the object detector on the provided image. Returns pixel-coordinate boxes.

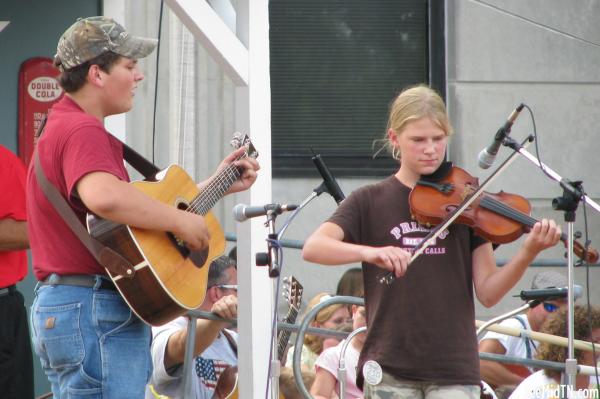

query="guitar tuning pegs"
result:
[230,132,244,149]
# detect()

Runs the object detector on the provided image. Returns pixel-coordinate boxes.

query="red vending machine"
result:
[18,57,63,166]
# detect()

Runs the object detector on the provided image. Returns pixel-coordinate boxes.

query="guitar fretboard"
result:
[186,154,246,216]
[277,306,299,361]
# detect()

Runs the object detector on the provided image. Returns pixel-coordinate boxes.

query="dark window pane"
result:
[270,0,435,177]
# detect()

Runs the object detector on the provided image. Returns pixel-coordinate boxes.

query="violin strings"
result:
[479,195,536,226]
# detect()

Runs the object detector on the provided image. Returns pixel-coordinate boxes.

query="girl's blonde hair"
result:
[303,292,347,355]
[381,84,453,160]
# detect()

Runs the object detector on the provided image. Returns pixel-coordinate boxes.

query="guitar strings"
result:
[186,152,246,215]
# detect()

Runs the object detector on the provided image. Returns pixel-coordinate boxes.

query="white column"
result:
[235,0,273,397]
[103,0,127,141]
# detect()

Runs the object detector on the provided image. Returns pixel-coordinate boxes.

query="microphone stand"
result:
[255,208,284,399]
[503,138,600,395]
[255,183,328,399]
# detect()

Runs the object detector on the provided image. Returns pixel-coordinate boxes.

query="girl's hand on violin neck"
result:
[361,246,411,278]
[523,218,562,254]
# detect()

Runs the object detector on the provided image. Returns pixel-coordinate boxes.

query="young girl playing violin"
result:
[302,84,562,399]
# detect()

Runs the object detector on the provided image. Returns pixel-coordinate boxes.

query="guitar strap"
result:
[34,151,136,278]
[32,112,163,278]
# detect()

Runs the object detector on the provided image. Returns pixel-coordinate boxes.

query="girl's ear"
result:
[388,128,399,145]
[388,128,401,153]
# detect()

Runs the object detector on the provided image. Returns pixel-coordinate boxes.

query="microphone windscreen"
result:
[232,204,248,222]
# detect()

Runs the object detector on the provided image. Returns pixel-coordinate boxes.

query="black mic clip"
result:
[255,232,281,277]
[263,203,289,222]
[313,181,329,197]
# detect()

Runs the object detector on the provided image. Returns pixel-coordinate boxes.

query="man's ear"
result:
[87,64,104,87]
[207,286,220,303]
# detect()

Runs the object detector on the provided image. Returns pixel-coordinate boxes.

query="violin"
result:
[409,165,598,264]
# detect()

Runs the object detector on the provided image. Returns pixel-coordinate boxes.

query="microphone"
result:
[518,285,583,301]
[312,154,345,205]
[232,203,298,222]
[478,103,525,169]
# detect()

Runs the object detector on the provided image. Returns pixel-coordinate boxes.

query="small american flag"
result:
[195,357,230,389]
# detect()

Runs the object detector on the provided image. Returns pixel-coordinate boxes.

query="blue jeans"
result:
[31,276,152,398]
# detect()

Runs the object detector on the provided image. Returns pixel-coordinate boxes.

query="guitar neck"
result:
[190,158,244,215]
[277,306,298,361]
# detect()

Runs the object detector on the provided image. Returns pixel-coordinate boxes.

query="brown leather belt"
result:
[41,274,117,291]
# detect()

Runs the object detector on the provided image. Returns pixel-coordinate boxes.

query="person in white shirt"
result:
[479,271,569,397]
[509,305,600,399]
[311,304,367,399]
[147,255,238,399]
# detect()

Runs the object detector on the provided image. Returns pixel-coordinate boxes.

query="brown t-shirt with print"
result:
[329,175,488,387]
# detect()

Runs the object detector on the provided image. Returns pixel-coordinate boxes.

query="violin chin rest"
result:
[420,161,453,182]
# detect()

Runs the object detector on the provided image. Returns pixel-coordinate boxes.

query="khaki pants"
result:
[364,371,481,399]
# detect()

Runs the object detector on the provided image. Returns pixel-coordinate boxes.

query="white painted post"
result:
[235,1,274,397]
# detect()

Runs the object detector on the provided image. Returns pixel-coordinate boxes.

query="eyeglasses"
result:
[215,284,238,291]
[543,302,559,313]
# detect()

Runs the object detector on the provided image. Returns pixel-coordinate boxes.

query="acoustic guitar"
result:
[213,276,304,399]
[86,133,258,326]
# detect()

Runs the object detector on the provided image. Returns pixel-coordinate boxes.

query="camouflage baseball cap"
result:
[55,16,157,71]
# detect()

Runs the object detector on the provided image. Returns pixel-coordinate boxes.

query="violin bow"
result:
[380,136,534,284]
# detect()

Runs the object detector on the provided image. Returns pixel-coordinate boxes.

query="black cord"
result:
[151,0,165,164]
[523,104,554,182]
[581,193,599,387]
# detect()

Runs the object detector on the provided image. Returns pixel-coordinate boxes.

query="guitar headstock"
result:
[282,276,303,313]
[231,132,259,160]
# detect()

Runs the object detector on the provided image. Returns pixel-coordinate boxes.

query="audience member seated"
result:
[509,305,600,399]
[279,366,316,399]
[311,304,366,399]
[146,256,238,399]
[286,293,351,372]
[336,267,363,297]
[479,271,569,398]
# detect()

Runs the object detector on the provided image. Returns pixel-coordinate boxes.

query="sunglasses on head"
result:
[214,284,238,291]
[543,302,559,313]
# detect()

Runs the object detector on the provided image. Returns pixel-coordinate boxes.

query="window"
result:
[270,0,445,177]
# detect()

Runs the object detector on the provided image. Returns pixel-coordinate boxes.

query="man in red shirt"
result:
[0,144,33,399]
[26,16,258,398]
